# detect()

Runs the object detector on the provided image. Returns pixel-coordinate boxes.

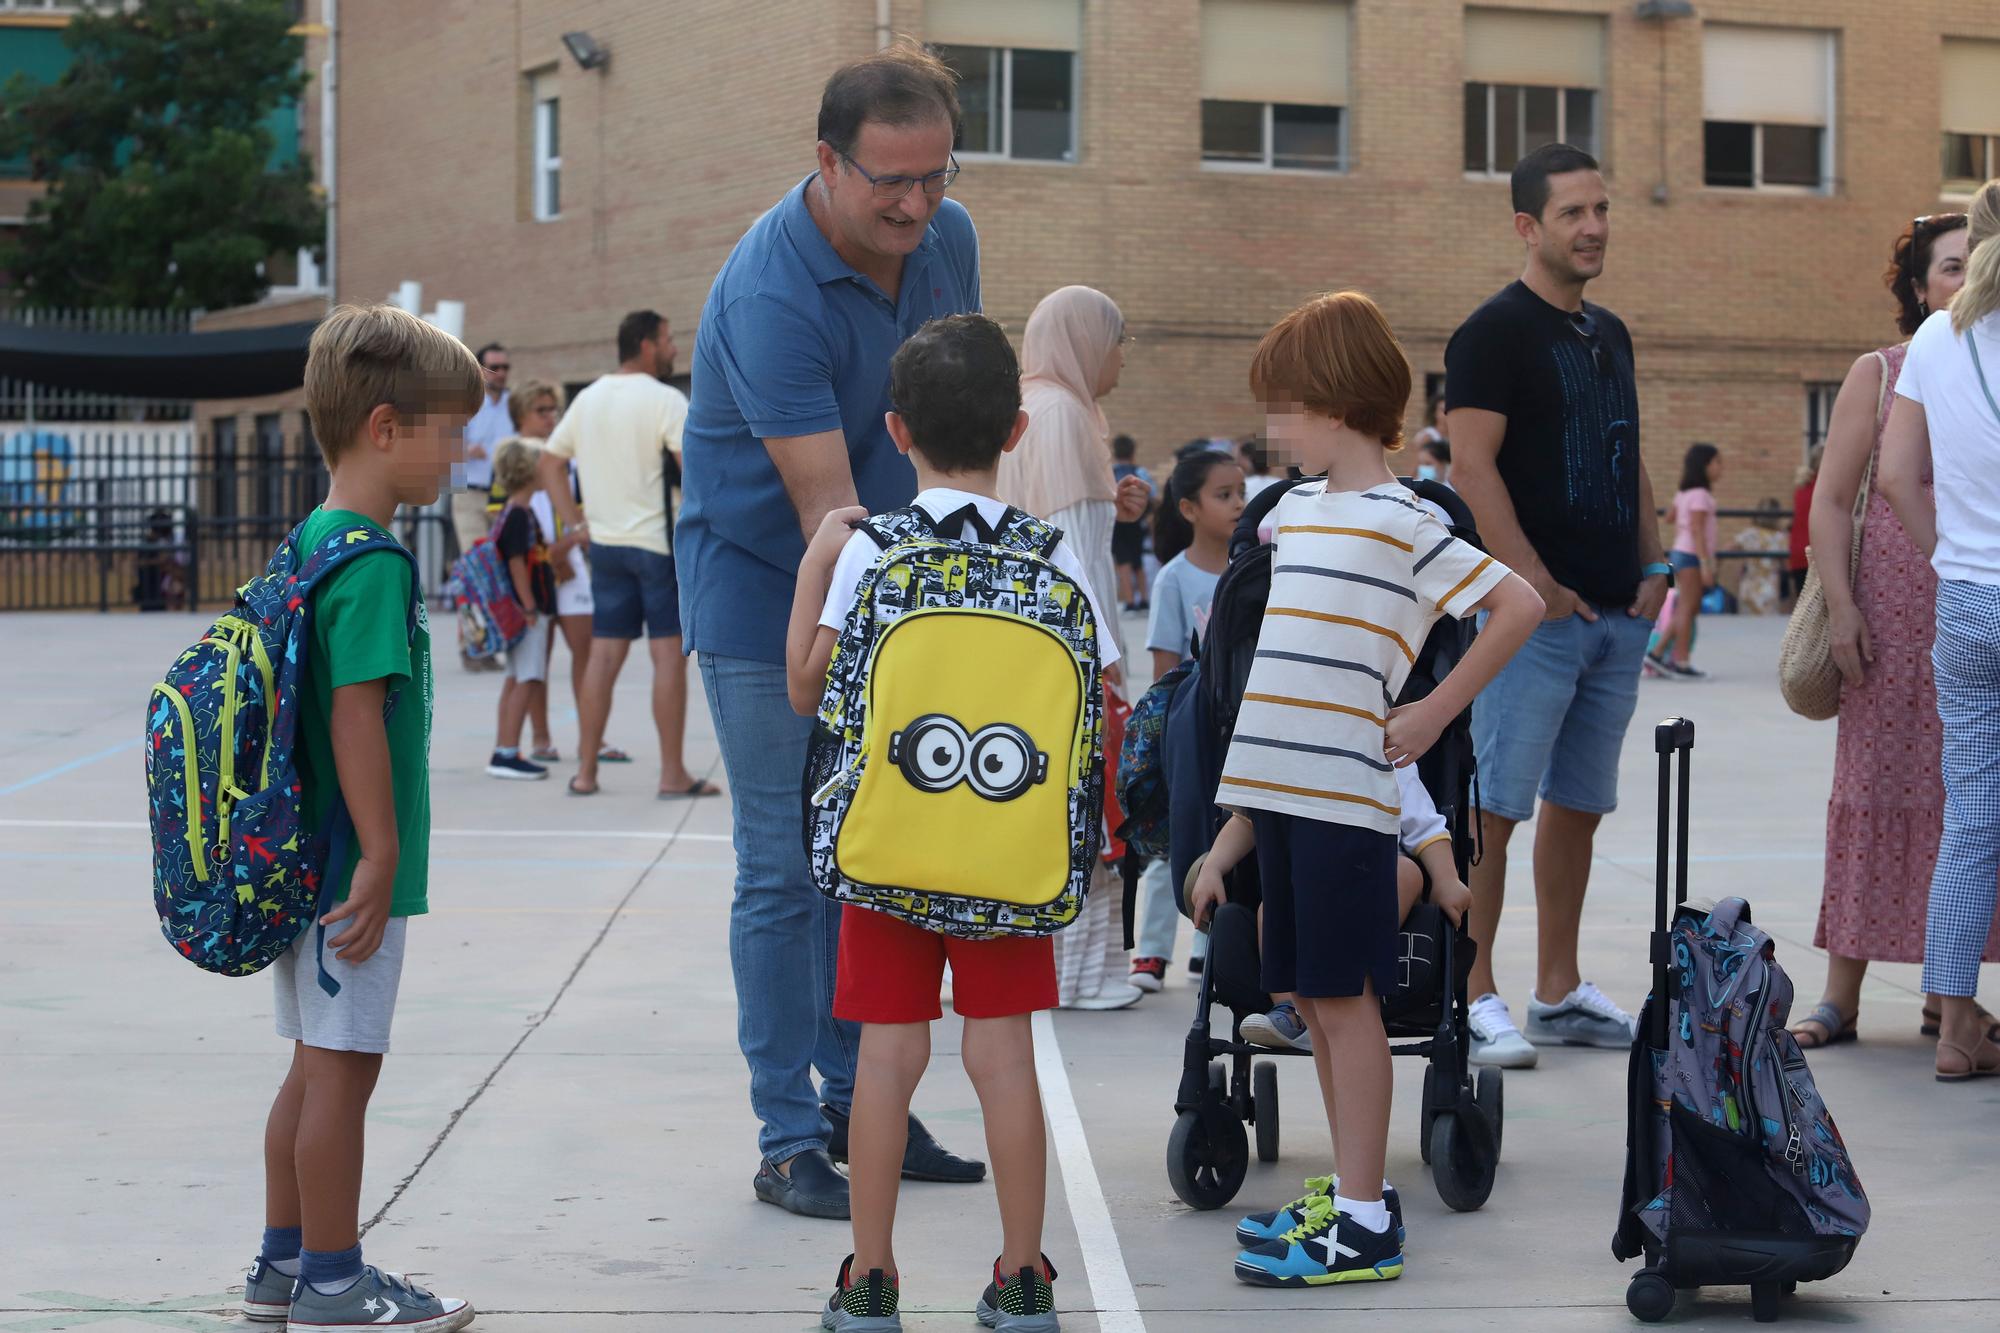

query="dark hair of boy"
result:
[1153,448,1232,566]
[1511,142,1600,220]
[887,314,1021,472]
[818,39,961,156]
[1112,433,1137,461]
[1678,442,1720,494]
[1421,438,1452,464]
[617,310,665,363]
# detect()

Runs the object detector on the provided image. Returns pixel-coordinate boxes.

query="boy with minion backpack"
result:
[786,314,1119,1332]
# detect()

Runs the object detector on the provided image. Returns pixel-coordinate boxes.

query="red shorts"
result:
[833,903,1058,1023]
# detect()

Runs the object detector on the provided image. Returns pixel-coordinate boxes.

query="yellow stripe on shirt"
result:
[1242,692,1387,727]
[1220,774,1402,816]
[1277,525,1414,552]
[1266,607,1417,662]
[1438,557,1496,613]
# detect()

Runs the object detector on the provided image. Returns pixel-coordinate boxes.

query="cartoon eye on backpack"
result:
[889,714,1048,802]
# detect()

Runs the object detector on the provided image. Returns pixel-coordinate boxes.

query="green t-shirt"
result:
[294,507,434,917]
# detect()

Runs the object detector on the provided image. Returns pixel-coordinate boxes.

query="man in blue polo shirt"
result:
[677,41,985,1221]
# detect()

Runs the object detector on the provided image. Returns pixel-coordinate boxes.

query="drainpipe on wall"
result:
[876,0,891,50]
[321,0,338,306]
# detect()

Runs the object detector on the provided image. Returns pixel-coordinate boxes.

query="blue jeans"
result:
[1471,608,1651,823]
[698,652,857,1162]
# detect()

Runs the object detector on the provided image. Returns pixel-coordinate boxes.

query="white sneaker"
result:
[1526,981,1638,1048]
[1063,982,1145,1011]
[1468,993,1539,1068]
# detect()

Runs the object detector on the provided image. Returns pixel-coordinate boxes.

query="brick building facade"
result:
[332,0,2000,515]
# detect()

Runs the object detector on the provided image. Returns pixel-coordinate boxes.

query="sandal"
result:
[1788,1001,1857,1050]
[598,746,633,764]
[530,747,561,763]
[658,778,722,800]
[1919,1002,2000,1041]
[566,776,599,797]
[1936,1035,2000,1082]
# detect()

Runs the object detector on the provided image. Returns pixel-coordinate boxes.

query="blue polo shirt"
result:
[677,174,981,665]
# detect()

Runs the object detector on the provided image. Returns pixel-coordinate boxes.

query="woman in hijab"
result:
[998,284,1150,1010]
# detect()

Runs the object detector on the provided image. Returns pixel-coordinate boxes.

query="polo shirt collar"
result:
[781,172,937,292]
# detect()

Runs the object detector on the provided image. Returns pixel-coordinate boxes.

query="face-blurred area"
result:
[1263,403,1332,473]
[1523,169,1609,284]
[816,118,955,265]
[388,408,468,506]
[1924,227,1971,309]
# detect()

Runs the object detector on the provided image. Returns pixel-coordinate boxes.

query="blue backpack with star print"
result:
[145,517,418,996]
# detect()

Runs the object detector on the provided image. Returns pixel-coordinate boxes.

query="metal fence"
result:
[0,426,453,612]
[0,308,198,423]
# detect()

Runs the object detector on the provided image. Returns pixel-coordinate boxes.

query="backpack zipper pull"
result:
[1784,1124,1804,1173]
[811,757,863,808]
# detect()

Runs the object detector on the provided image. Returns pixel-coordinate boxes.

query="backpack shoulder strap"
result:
[293,522,422,640]
[858,504,942,551]
[991,505,1064,559]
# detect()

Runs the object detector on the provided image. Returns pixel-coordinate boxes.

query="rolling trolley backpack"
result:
[1615,718,1868,1324]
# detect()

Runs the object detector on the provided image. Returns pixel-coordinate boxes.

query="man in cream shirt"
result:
[539,310,719,801]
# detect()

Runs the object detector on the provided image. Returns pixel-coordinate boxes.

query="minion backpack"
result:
[804,501,1105,938]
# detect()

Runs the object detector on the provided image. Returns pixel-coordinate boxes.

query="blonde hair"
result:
[1952,179,2000,335]
[491,435,542,495]
[305,304,484,464]
[507,377,563,431]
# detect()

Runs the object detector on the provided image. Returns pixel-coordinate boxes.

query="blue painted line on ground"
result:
[0,738,143,799]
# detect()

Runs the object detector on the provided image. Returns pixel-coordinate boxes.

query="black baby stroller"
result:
[1161,475,1503,1214]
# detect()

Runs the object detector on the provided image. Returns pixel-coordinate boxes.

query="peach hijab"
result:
[998,285,1124,520]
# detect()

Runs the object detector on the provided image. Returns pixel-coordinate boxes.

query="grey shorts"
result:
[272,917,409,1053]
[508,617,551,683]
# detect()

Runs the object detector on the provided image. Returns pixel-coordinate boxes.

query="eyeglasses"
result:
[1569,310,1611,378]
[840,152,961,200]
[485,362,511,373]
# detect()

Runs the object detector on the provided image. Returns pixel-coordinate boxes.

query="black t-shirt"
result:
[1444,280,1642,608]
[494,504,556,615]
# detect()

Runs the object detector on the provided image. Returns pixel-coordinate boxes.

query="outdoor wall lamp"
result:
[1634,0,1695,18]
[563,31,611,72]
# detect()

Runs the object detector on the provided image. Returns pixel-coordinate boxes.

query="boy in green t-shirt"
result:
[239,305,485,1333]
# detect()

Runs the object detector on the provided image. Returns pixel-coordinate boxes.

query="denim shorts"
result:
[590,543,682,640]
[1667,549,1702,575]
[1471,608,1651,823]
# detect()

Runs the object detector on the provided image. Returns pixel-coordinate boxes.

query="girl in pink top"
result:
[1648,443,1722,678]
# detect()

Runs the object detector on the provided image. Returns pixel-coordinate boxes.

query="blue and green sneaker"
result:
[1235,1177,1403,1247]
[1233,1196,1405,1288]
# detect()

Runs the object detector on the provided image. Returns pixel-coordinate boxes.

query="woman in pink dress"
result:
[1791,213,2000,1047]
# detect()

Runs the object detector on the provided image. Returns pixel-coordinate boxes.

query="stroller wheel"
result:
[1428,1111,1496,1212]
[1626,1269,1675,1322]
[1475,1066,1504,1159]
[1253,1060,1280,1163]
[1418,1063,1440,1165]
[1167,1108,1249,1210]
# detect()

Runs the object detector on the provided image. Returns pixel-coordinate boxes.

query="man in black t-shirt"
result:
[1445,143,1671,1071]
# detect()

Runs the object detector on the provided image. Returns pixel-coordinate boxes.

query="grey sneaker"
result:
[285,1265,473,1332]
[1526,981,1637,1049]
[241,1257,294,1323]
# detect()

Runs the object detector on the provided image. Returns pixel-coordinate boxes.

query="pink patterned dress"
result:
[1818,343,2000,962]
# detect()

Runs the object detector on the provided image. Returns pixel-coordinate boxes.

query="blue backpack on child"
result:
[444,510,529,661]
[145,518,419,996]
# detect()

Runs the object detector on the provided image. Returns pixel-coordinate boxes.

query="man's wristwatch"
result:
[1642,561,1673,578]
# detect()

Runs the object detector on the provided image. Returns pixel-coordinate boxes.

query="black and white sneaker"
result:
[486,751,549,780]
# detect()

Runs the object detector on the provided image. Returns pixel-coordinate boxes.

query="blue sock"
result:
[260,1225,302,1276]
[496,746,519,759]
[300,1243,364,1295]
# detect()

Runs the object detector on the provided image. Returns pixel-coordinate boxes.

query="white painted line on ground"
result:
[1032,1008,1146,1333]
[0,817,730,843]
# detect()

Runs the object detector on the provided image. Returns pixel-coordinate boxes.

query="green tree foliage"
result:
[0,0,324,310]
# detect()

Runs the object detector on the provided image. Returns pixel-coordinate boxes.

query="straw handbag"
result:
[1778,352,1886,720]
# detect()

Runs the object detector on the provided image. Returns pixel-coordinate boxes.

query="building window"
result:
[1461,9,1603,176]
[927,0,1079,163]
[531,72,561,221]
[1942,39,2000,195]
[1199,1,1350,174]
[1702,25,1835,193]
[1804,382,1842,457]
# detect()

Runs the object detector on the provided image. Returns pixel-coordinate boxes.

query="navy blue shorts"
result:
[590,543,682,640]
[1247,809,1399,999]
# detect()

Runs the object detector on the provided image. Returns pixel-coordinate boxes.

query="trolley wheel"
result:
[1418,1063,1440,1165]
[1253,1060,1280,1163]
[1167,1108,1249,1211]
[1209,1060,1227,1100]
[1626,1269,1675,1323]
[1475,1066,1504,1159]
[1428,1111,1496,1212]
[1750,1281,1782,1323]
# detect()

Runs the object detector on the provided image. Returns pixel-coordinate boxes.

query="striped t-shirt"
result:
[1219,480,1509,835]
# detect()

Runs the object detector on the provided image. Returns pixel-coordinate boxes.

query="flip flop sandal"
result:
[566,777,599,797]
[1919,1003,2000,1041]
[530,747,562,763]
[658,778,721,800]
[597,746,633,763]
[1788,1001,1857,1050]
[1936,1036,2000,1082]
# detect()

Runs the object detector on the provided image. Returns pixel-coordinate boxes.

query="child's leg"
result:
[1294,999,1340,1176]
[265,1044,307,1230]
[1299,988,1390,1202]
[962,1014,1046,1272]
[528,676,552,750]
[496,673,530,750]
[1669,566,1703,663]
[295,1046,384,1254]
[849,1022,931,1275]
[1396,856,1423,925]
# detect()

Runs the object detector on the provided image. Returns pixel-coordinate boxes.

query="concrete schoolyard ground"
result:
[3,610,1997,1332]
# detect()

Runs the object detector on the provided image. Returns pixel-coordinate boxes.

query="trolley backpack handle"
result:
[1650,717,1695,1050]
